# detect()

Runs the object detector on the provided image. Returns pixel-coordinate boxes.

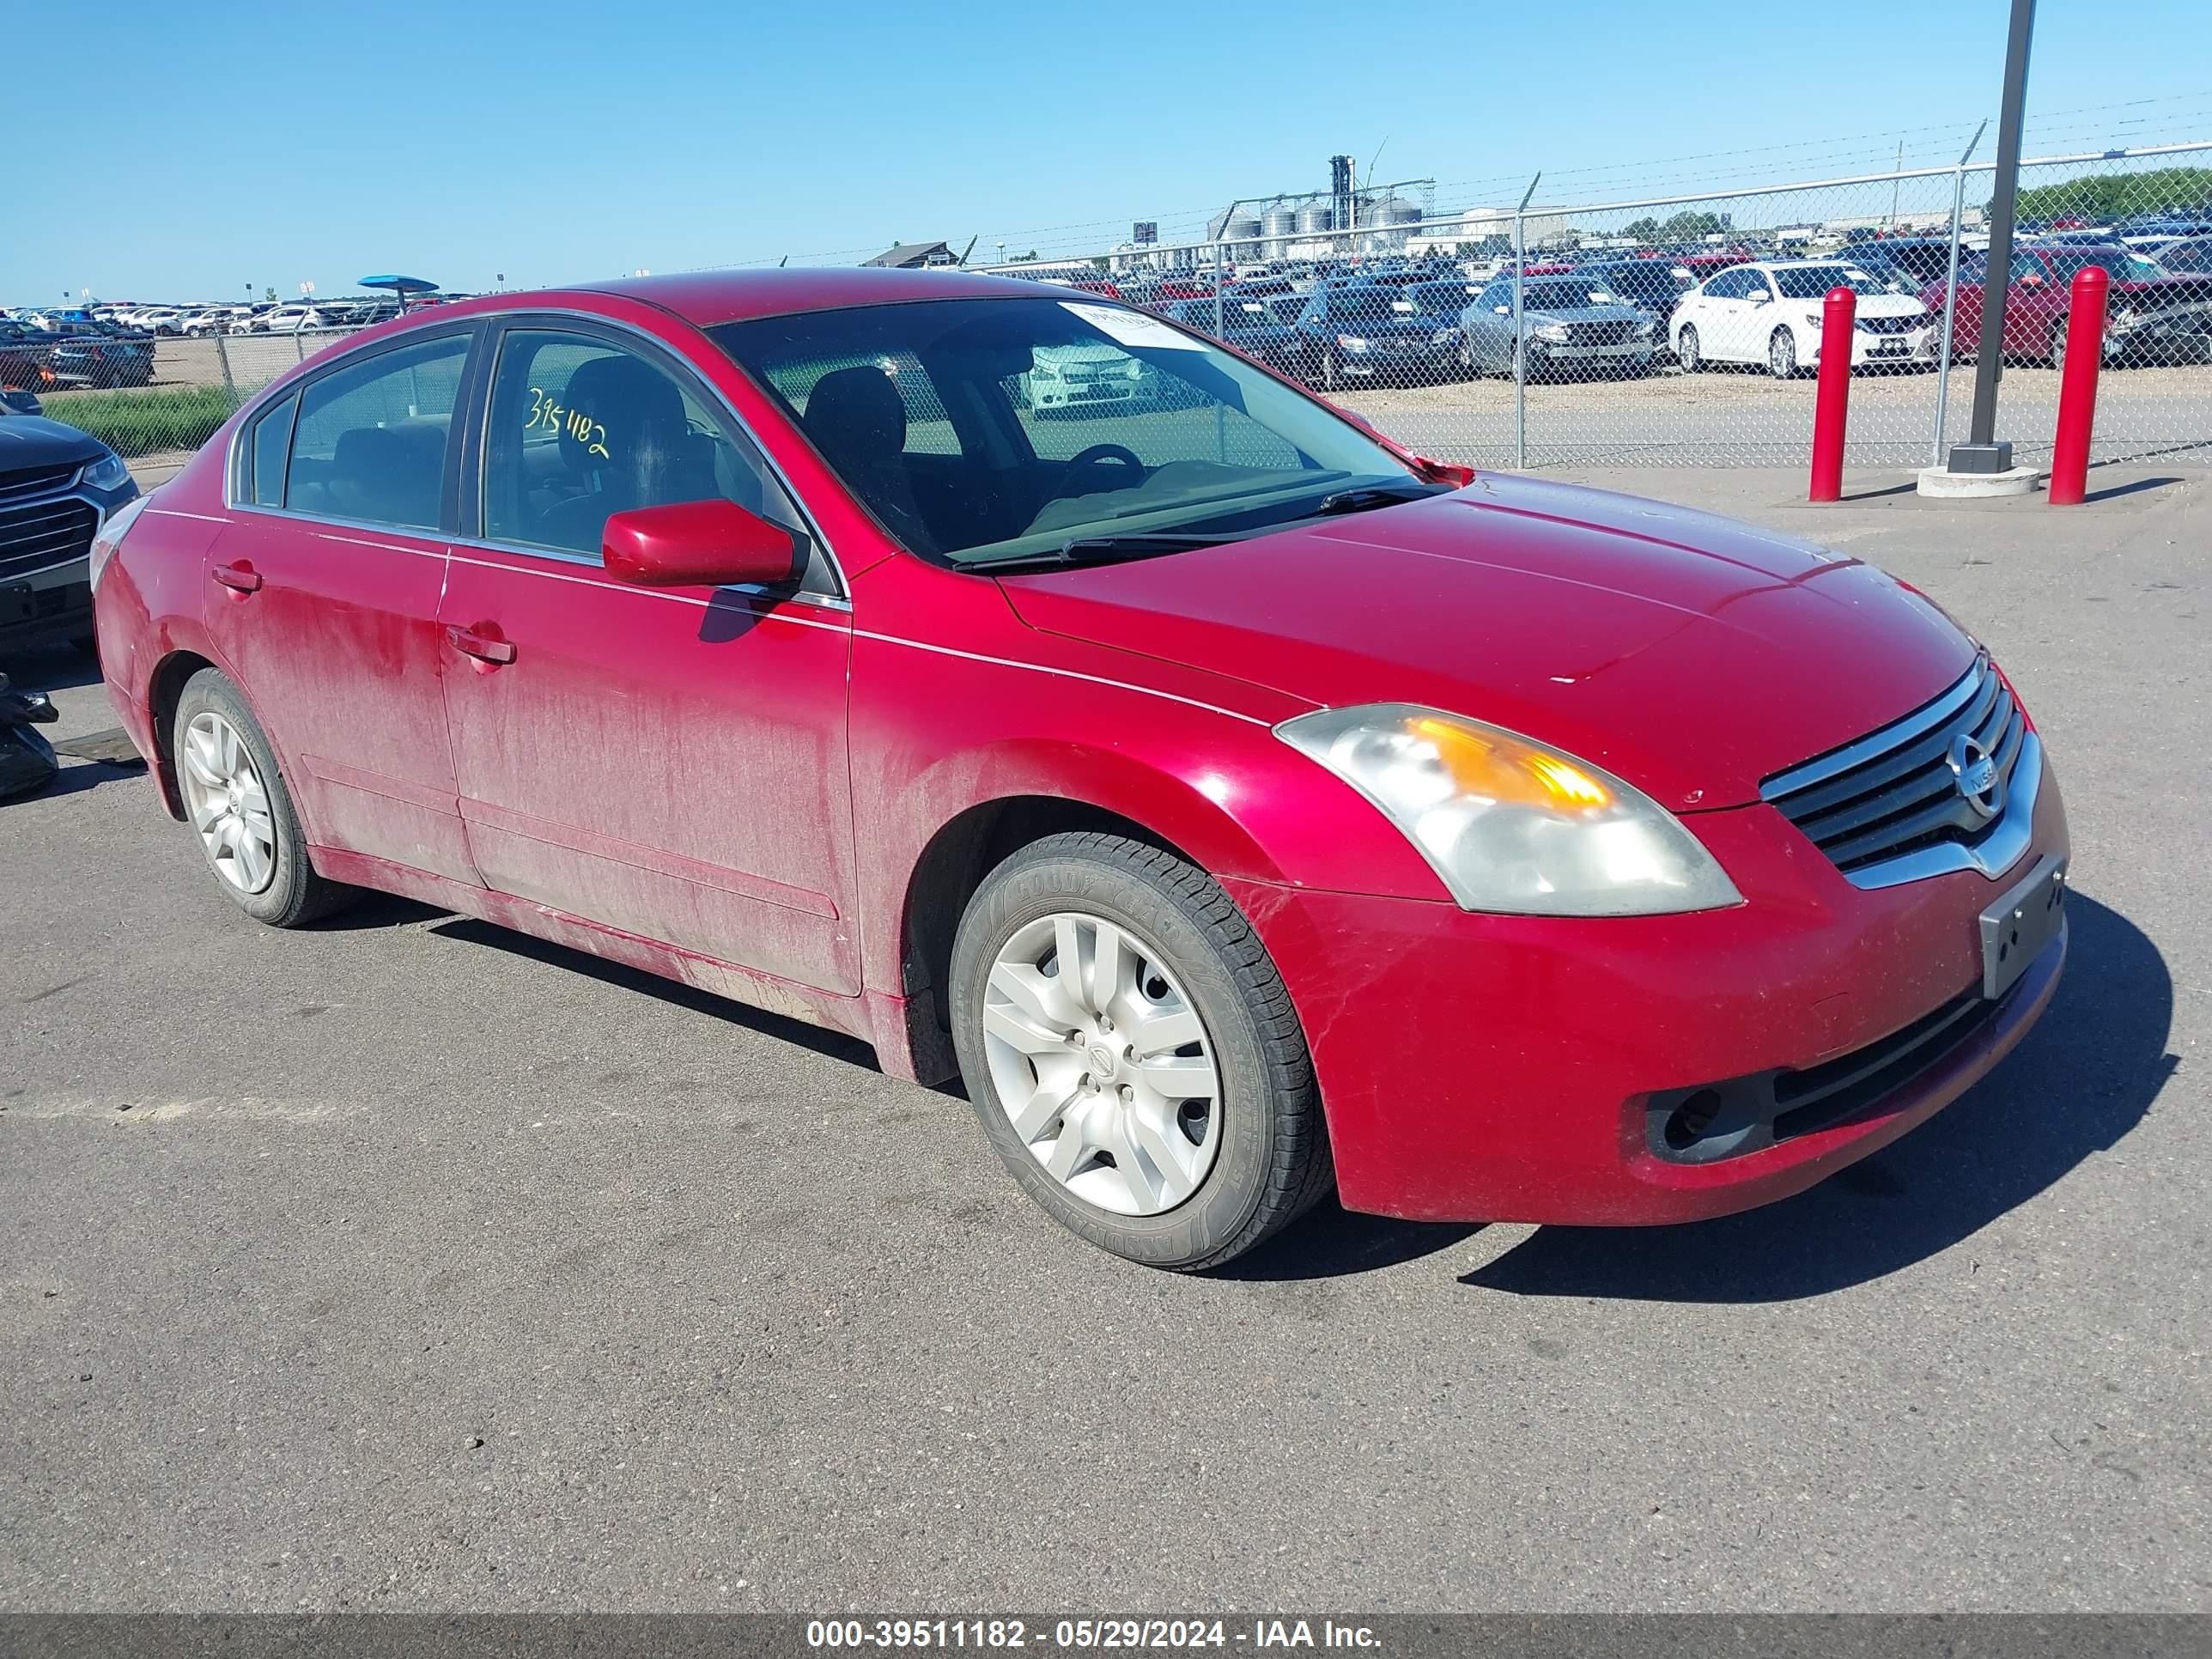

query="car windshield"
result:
[712,296,1421,568]
[1771,266,1890,299]
[2045,248,2165,283]
[1407,283,1476,316]
[1522,280,1620,310]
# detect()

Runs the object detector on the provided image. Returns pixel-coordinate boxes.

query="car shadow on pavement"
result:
[417,914,883,1069]
[1458,894,2172,1302]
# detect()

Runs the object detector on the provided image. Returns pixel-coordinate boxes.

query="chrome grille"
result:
[0,497,98,580]
[1856,314,1923,335]
[1565,320,1638,345]
[1761,654,2027,878]
[0,463,80,503]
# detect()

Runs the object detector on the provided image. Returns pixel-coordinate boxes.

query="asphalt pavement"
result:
[2,463,2205,1613]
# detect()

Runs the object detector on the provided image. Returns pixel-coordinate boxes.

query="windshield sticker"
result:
[1061,301,1206,350]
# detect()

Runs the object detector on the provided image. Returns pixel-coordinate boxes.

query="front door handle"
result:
[210,561,263,593]
[447,623,517,666]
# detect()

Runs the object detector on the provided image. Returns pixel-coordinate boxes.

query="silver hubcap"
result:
[1772,334,1792,374]
[981,912,1222,1217]
[179,711,276,894]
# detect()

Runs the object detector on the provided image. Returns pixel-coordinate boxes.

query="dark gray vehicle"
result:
[1458,274,1658,380]
[0,418,139,659]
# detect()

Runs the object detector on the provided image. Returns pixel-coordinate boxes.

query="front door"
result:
[437,322,860,994]
[204,328,481,885]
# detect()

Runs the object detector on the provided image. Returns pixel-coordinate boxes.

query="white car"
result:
[234,304,333,336]
[179,307,242,336]
[1671,259,1937,378]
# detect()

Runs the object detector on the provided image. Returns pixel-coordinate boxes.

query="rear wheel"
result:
[2049,318,2069,371]
[1677,325,1702,372]
[950,832,1332,1270]
[1768,327,1799,379]
[172,669,355,927]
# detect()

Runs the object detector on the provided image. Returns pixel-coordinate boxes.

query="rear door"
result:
[204,327,483,885]
[437,319,860,994]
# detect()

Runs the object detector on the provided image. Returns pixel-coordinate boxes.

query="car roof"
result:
[574,266,1066,325]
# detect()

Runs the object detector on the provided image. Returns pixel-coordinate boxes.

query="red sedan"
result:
[1922,241,2208,366]
[89,269,2069,1269]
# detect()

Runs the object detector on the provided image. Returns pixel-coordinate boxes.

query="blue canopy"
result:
[357,275,439,295]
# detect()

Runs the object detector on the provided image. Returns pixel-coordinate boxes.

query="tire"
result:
[1677,325,1702,373]
[1768,327,1799,379]
[2049,319,2068,371]
[172,668,356,927]
[949,831,1333,1271]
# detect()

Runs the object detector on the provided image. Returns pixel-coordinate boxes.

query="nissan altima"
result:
[91,269,2068,1268]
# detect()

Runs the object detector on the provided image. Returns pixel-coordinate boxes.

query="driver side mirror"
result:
[602,499,802,590]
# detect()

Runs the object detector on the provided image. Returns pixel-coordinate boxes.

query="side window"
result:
[482,329,817,578]
[246,390,297,507]
[1706,269,1748,300]
[285,333,470,530]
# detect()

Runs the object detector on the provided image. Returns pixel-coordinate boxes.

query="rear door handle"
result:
[210,562,263,593]
[447,623,517,665]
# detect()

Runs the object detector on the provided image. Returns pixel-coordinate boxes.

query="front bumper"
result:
[1812,327,1939,368]
[0,567,91,654]
[1224,750,2069,1225]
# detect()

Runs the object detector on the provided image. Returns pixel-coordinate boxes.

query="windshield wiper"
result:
[1311,480,1454,516]
[974,532,1249,574]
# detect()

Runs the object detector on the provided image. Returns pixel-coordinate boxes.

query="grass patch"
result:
[37,385,241,458]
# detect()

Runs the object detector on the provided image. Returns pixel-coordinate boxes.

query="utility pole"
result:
[1948,0,2036,477]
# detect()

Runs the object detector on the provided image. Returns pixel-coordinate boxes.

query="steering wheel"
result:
[1054,443,1145,495]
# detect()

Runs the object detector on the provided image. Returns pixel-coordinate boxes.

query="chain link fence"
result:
[13,139,2209,474]
[981,139,2212,472]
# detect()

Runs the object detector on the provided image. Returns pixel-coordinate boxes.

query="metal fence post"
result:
[1930,124,1986,464]
[1212,241,1225,340]
[294,333,307,364]
[213,328,235,400]
[1511,173,1540,470]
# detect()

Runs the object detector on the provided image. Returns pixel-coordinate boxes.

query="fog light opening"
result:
[1663,1088,1724,1152]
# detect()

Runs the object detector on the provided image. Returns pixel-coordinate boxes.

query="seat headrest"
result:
[562,353,685,477]
[802,365,908,463]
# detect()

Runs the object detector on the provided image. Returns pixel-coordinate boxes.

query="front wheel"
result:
[1676,325,1702,373]
[1768,327,1799,379]
[2049,319,2069,371]
[949,832,1333,1270]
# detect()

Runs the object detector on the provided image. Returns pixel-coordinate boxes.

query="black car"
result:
[47,330,156,390]
[1835,238,1960,293]
[1571,259,1695,347]
[1288,282,1468,388]
[1168,292,1309,372]
[0,418,140,659]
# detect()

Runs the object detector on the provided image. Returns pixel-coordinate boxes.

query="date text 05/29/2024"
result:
[805,1619,1382,1650]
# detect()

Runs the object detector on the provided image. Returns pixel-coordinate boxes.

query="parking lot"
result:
[3,460,2203,1613]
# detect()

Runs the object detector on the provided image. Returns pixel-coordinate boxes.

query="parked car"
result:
[179,308,238,336]
[1289,283,1464,388]
[1832,238,1960,293]
[0,416,138,659]
[92,269,2070,1269]
[2154,234,2212,276]
[1923,242,2212,368]
[1568,260,1695,352]
[1459,273,1657,380]
[1673,260,1936,377]
[234,304,336,335]
[1167,294,1307,374]
[47,331,157,389]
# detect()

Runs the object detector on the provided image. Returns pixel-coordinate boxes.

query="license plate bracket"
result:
[1979,854,2068,1001]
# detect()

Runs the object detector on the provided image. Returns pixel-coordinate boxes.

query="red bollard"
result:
[2048,264,2110,506]
[1808,286,1857,502]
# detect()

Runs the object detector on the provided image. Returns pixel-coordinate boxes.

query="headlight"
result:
[1632,319,1655,338]
[1532,323,1569,343]
[1030,362,1060,380]
[1274,704,1742,916]
[1336,334,1370,351]
[1805,313,1826,330]
[2109,307,2139,331]
[82,451,131,490]
[1430,326,1462,345]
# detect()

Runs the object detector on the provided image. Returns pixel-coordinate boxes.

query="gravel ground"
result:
[0,462,2204,1613]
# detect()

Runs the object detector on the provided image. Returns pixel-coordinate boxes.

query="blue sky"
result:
[9,0,2209,304]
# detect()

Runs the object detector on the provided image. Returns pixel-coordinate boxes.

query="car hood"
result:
[1837,293,1929,318]
[998,473,1975,811]
[0,416,104,465]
